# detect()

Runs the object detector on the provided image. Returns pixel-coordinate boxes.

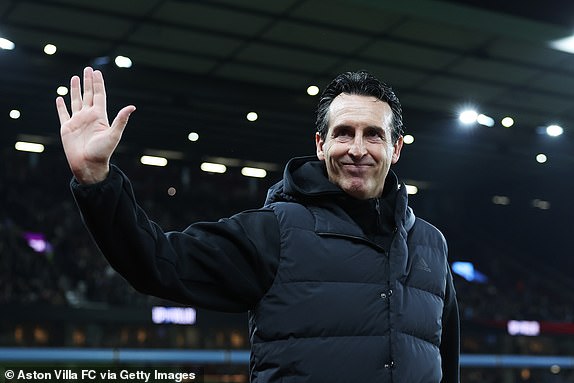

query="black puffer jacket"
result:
[71,156,459,383]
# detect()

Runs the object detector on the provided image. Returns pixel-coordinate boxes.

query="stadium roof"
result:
[1,0,573,220]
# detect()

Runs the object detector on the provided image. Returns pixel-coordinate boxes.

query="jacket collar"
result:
[266,156,415,235]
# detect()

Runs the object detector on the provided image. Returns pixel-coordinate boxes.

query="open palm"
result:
[56,67,135,184]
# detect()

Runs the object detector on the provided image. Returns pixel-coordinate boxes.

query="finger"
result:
[110,105,136,140]
[55,97,70,125]
[82,67,94,107]
[92,70,107,113]
[70,75,82,113]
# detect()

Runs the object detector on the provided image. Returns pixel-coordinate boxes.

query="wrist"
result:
[73,163,110,185]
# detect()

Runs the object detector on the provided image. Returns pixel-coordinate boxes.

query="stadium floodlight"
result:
[114,55,132,68]
[477,114,495,127]
[307,85,319,96]
[501,117,514,128]
[0,37,15,50]
[57,86,69,96]
[200,162,226,174]
[246,112,258,122]
[140,155,167,167]
[536,154,547,164]
[459,109,478,125]
[241,167,267,178]
[405,184,418,195]
[44,44,57,55]
[550,34,574,54]
[545,125,563,137]
[15,141,44,153]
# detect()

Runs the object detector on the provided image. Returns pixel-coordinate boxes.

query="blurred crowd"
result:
[2,149,574,360]
[0,149,267,308]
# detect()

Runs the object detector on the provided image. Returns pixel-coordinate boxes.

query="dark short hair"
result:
[316,70,404,143]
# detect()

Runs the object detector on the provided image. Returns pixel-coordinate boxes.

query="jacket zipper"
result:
[375,198,383,232]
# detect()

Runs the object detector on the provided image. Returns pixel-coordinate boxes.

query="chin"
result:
[342,185,371,200]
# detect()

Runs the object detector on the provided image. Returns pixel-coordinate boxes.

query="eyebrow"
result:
[365,125,385,133]
[330,124,386,134]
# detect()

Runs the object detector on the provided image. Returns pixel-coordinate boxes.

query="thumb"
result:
[110,105,136,139]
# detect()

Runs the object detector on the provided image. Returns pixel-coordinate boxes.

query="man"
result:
[57,68,459,383]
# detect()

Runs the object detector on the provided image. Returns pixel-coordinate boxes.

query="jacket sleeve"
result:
[440,265,461,383]
[71,165,280,312]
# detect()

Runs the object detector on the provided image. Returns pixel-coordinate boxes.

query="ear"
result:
[391,135,404,164]
[315,132,326,161]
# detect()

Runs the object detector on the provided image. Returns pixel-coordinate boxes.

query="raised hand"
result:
[56,67,135,184]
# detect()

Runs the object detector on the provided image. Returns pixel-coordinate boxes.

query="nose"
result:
[348,135,367,158]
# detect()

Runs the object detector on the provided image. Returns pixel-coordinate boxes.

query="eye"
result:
[332,127,353,141]
[366,130,380,137]
[366,128,384,141]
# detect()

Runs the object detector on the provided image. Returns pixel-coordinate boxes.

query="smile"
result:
[341,163,373,168]
[340,163,374,174]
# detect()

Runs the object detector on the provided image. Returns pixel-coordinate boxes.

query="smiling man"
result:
[59,69,459,383]
[316,92,403,199]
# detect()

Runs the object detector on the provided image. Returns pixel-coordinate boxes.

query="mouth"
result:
[340,163,373,174]
[341,163,373,168]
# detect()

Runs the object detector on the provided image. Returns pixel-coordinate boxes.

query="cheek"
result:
[325,142,347,159]
[381,145,395,161]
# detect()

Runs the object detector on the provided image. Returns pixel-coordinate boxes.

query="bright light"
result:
[15,141,44,153]
[546,124,563,137]
[241,167,267,178]
[246,112,258,122]
[403,134,414,144]
[532,199,551,210]
[23,232,52,253]
[507,320,540,336]
[459,110,478,124]
[200,162,226,174]
[550,35,574,54]
[9,110,21,119]
[501,117,514,128]
[477,113,495,127]
[188,132,199,142]
[93,56,111,66]
[0,37,15,50]
[550,365,561,374]
[405,184,418,195]
[492,195,510,205]
[521,369,531,380]
[452,261,488,283]
[307,85,319,96]
[152,306,196,325]
[43,44,57,55]
[57,86,69,96]
[167,187,176,196]
[114,55,132,68]
[140,155,167,167]
[536,154,547,163]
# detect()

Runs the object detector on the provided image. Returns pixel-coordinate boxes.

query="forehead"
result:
[328,93,392,128]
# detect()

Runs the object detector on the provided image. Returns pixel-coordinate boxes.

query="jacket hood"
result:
[265,156,339,204]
